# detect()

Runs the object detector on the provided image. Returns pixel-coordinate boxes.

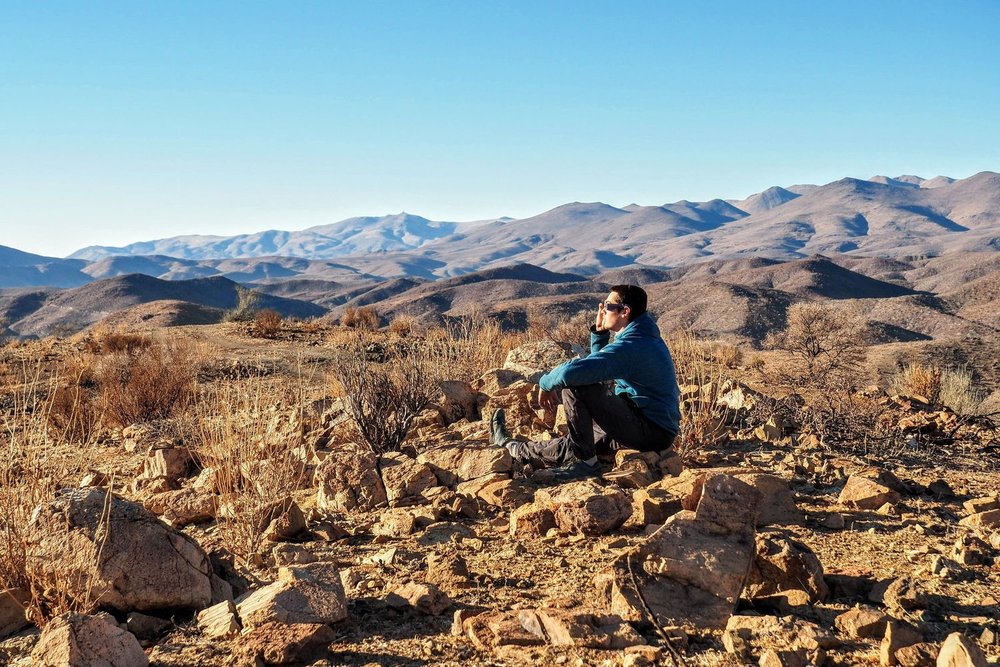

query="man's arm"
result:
[539,341,634,392]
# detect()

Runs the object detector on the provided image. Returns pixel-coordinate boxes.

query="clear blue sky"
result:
[2,1,999,257]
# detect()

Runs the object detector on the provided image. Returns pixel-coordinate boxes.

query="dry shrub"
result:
[435,314,528,383]
[387,314,419,338]
[47,355,102,443]
[223,287,261,323]
[341,306,379,330]
[97,342,197,428]
[330,331,440,455]
[189,372,311,567]
[764,302,867,386]
[667,330,734,461]
[85,329,152,355]
[1,358,101,619]
[253,309,283,338]
[892,363,984,415]
[551,310,596,351]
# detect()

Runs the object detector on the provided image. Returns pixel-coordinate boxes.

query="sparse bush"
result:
[85,329,152,355]
[668,330,734,461]
[189,374,311,567]
[551,310,595,351]
[764,303,867,386]
[253,309,283,338]
[388,314,419,337]
[224,286,262,323]
[97,342,197,428]
[330,331,438,455]
[892,362,984,415]
[341,306,380,330]
[48,355,102,443]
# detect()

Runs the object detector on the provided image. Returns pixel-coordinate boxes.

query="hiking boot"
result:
[552,459,602,482]
[490,409,514,448]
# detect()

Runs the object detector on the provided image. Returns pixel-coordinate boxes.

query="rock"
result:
[658,451,684,477]
[826,569,872,600]
[936,632,987,667]
[31,612,148,667]
[239,621,335,665]
[883,577,928,613]
[503,341,577,384]
[236,563,348,629]
[603,474,761,629]
[723,614,837,664]
[426,552,472,594]
[314,444,388,512]
[24,488,212,613]
[896,643,938,667]
[672,468,801,526]
[750,590,812,615]
[630,488,682,527]
[927,479,954,499]
[417,443,512,488]
[0,588,29,640]
[125,612,170,640]
[962,497,999,515]
[142,487,215,527]
[759,648,810,667]
[386,582,450,615]
[261,498,307,542]
[372,508,418,537]
[140,446,190,481]
[510,502,558,538]
[959,509,1000,530]
[380,452,438,502]
[417,521,473,546]
[472,368,525,396]
[881,620,924,666]
[835,607,889,639]
[745,531,829,602]
[952,535,992,566]
[839,475,902,510]
[536,480,632,536]
[197,600,240,638]
[436,380,482,424]
[516,608,645,648]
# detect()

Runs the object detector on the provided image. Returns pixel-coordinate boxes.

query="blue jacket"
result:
[538,313,681,436]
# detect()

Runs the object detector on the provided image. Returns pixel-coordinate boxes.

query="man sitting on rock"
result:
[491,284,681,480]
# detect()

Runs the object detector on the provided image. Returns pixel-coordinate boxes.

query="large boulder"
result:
[435,380,483,424]
[314,444,388,512]
[600,474,761,629]
[31,612,148,667]
[24,489,212,613]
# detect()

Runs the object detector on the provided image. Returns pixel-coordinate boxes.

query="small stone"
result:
[386,582,450,616]
[962,497,999,515]
[239,621,335,665]
[31,612,148,667]
[839,475,901,510]
[959,509,1000,530]
[125,612,170,640]
[822,513,846,529]
[927,479,954,498]
[880,620,923,666]
[197,600,240,638]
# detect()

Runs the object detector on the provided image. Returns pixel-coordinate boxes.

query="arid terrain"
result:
[1,310,998,666]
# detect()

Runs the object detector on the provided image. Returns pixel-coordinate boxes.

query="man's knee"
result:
[561,383,604,403]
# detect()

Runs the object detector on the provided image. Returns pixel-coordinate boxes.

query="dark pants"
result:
[507,383,676,468]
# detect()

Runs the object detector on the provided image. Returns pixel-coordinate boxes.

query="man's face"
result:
[602,291,630,332]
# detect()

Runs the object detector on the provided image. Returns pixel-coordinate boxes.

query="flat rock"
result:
[896,642,938,667]
[24,488,212,613]
[503,341,577,384]
[602,474,761,629]
[237,563,348,629]
[958,509,1000,530]
[881,620,924,666]
[140,446,190,481]
[142,487,216,527]
[962,497,999,515]
[197,600,240,639]
[386,582,450,615]
[461,607,643,650]
[372,508,418,538]
[510,502,557,538]
[630,488,682,527]
[30,612,148,667]
[839,475,902,510]
[536,480,632,536]
[314,444,388,512]
[417,443,512,488]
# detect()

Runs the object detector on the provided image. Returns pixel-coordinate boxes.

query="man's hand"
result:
[594,301,606,332]
[539,389,559,411]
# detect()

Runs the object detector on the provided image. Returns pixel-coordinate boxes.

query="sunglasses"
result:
[601,300,628,313]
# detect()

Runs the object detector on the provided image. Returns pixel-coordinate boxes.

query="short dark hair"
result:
[611,284,647,319]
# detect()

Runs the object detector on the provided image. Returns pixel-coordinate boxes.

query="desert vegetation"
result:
[0,310,997,666]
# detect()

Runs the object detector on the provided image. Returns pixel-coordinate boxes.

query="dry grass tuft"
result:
[252,309,284,338]
[667,330,735,461]
[341,306,380,330]
[892,362,985,415]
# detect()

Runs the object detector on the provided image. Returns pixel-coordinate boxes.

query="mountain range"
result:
[2,171,992,290]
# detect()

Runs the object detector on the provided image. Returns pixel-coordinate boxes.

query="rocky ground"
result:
[1,324,998,667]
